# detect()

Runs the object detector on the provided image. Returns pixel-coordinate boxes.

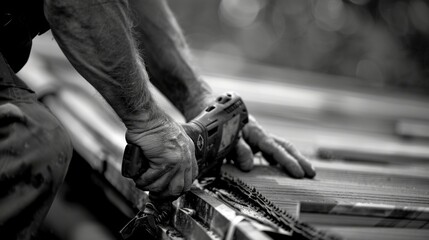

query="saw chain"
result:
[206,172,342,240]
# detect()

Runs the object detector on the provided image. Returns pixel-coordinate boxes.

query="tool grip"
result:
[121,124,197,179]
[122,144,150,179]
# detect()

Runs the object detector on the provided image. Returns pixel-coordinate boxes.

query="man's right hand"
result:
[125,116,198,200]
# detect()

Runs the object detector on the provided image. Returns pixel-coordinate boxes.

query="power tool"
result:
[120,92,249,239]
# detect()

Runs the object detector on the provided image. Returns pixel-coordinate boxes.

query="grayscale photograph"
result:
[1,0,428,239]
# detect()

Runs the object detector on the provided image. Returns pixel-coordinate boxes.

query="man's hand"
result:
[185,95,316,178]
[125,117,198,200]
[229,115,316,178]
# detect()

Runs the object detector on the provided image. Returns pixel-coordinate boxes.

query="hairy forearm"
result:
[44,0,164,127]
[129,0,212,121]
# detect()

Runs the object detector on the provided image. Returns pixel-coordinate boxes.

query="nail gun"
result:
[120,92,249,239]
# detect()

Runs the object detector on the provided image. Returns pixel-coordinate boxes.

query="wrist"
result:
[183,86,214,122]
[122,102,170,133]
[183,95,213,121]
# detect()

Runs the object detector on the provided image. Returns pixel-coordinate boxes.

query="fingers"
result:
[242,115,315,178]
[126,118,197,200]
[183,166,192,193]
[258,137,305,178]
[134,166,176,191]
[155,162,193,199]
[272,135,316,178]
[158,167,186,199]
[134,157,196,198]
[191,154,198,180]
[229,138,254,172]
[135,164,192,199]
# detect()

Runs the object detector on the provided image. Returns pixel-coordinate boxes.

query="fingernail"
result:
[306,165,316,178]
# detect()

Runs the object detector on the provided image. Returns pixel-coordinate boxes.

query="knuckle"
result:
[283,140,295,149]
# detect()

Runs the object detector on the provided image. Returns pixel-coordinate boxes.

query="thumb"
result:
[229,138,254,172]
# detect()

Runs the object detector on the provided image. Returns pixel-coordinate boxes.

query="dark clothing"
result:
[0,52,72,239]
[1,0,50,72]
[1,2,72,239]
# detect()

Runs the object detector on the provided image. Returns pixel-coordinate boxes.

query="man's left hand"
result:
[229,115,316,178]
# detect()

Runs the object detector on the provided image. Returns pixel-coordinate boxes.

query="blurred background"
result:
[170,0,429,92]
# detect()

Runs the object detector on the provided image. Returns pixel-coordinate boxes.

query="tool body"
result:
[120,92,249,239]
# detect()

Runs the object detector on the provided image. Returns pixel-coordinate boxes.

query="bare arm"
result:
[44,0,198,198]
[129,0,316,178]
[129,0,213,121]
[44,0,161,127]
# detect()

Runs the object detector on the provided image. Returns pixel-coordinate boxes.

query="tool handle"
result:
[121,92,247,180]
[122,144,150,179]
[122,124,197,179]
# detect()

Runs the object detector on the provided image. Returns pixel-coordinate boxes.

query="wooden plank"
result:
[222,164,429,208]
[318,227,429,240]
[221,162,429,239]
[43,89,277,240]
[396,119,429,140]
[316,142,429,164]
